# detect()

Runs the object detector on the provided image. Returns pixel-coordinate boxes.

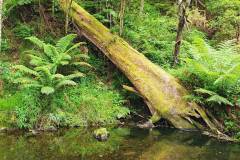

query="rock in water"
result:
[137,120,154,129]
[93,128,109,141]
[0,127,7,133]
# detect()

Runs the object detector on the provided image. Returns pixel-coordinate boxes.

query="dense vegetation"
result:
[0,0,239,139]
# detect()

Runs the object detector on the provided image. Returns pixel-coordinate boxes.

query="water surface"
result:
[0,127,239,160]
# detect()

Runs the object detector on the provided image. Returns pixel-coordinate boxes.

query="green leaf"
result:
[14,77,39,85]
[60,60,69,65]
[56,80,77,89]
[52,74,65,79]
[28,54,46,66]
[74,54,90,60]
[13,65,39,76]
[44,44,58,62]
[41,86,55,95]
[65,42,86,54]
[72,62,92,68]
[207,95,233,106]
[56,34,77,53]
[62,54,72,61]
[194,88,216,96]
[65,72,85,80]
[26,36,45,49]
[35,66,52,77]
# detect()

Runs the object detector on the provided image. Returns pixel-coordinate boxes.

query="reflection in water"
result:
[0,127,239,160]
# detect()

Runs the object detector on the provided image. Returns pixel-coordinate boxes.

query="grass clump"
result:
[52,79,130,127]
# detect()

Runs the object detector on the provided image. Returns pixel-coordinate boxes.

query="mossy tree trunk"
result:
[59,0,222,134]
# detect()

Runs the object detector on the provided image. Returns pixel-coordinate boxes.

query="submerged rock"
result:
[44,126,57,132]
[93,128,110,141]
[0,127,7,133]
[137,121,154,129]
[25,130,41,138]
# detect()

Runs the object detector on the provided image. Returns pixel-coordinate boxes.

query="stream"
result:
[0,127,239,160]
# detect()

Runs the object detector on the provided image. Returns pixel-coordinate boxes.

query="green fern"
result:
[13,34,91,96]
[194,88,216,96]
[206,95,233,106]
[56,34,77,53]
[176,38,239,107]
[25,35,91,71]
[195,88,233,106]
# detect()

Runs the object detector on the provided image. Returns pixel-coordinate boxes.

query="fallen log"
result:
[59,0,221,133]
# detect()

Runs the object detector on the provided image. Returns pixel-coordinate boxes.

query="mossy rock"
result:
[93,128,110,141]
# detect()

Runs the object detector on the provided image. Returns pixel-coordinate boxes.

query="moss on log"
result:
[59,0,221,133]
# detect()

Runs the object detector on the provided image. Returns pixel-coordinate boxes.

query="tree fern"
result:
[176,37,239,107]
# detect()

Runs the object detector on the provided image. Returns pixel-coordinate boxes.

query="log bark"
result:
[59,0,220,133]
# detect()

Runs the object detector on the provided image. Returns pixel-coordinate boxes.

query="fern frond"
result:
[13,65,39,76]
[65,72,85,80]
[21,84,43,88]
[73,54,90,60]
[62,54,72,61]
[43,44,58,62]
[34,66,52,82]
[41,86,55,95]
[56,34,77,53]
[194,88,216,96]
[14,77,39,85]
[65,42,86,54]
[28,54,47,66]
[52,74,65,79]
[26,36,45,49]
[207,95,233,106]
[60,60,70,65]
[56,80,77,89]
[72,62,92,68]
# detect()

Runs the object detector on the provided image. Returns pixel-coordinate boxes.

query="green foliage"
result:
[206,0,240,41]
[174,37,240,108]
[0,61,20,94]
[3,0,35,18]
[13,24,34,39]
[0,38,10,52]
[14,89,41,128]
[0,89,40,128]
[118,3,177,68]
[195,88,233,106]
[224,119,240,136]
[13,34,90,95]
[52,79,130,126]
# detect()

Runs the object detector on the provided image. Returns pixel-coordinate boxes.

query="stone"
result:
[93,128,110,141]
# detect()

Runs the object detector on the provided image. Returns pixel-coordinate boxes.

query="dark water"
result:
[0,127,240,160]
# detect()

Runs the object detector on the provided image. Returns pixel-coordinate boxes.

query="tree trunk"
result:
[173,0,190,65]
[65,0,73,34]
[236,25,240,44]
[59,0,222,134]
[119,0,126,36]
[140,0,144,16]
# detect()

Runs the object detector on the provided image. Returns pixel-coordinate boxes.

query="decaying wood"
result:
[59,0,227,136]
